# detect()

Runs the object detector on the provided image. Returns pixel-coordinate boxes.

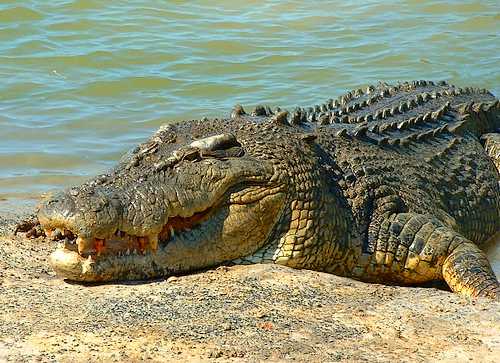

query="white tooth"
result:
[87,255,92,262]
[169,226,175,237]
[126,249,130,255]
[133,249,137,254]
[149,235,158,252]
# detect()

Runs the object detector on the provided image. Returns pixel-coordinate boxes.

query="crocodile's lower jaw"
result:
[49,248,86,281]
[49,247,179,282]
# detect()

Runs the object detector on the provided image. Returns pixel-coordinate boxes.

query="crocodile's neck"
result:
[232,131,357,275]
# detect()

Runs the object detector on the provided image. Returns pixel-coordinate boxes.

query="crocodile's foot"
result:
[443,242,500,300]
[354,213,500,300]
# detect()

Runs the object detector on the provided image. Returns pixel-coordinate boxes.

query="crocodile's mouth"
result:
[46,206,214,262]
[44,202,229,282]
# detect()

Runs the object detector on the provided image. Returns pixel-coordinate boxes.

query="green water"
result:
[0,0,499,273]
[1,0,499,204]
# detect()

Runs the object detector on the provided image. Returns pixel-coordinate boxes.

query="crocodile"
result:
[37,80,500,299]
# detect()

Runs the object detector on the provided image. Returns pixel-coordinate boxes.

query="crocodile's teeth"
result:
[169,226,175,237]
[137,237,147,254]
[126,249,130,255]
[95,238,105,256]
[77,236,93,255]
[149,235,158,253]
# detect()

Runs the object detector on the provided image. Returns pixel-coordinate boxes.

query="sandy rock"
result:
[0,225,499,362]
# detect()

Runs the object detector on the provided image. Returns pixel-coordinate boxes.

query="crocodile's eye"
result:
[200,146,244,159]
[189,133,244,159]
[189,133,241,151]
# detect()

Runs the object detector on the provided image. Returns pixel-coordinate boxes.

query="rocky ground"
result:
[0,215,499,362]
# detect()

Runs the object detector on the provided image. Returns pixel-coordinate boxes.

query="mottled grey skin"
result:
[38,80,500,298]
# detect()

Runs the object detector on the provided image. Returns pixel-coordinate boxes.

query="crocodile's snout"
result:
[38,187,125,259]
[38,192,76,225]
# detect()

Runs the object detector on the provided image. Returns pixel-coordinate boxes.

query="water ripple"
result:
[0,0,498,205]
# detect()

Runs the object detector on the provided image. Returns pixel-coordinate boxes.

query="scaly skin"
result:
[37,80,500,298]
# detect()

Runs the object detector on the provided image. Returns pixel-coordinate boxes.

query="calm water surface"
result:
[0,0,499,269]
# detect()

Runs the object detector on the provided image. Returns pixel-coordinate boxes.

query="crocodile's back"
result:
[311,81,500,245]
[326,130,499,245]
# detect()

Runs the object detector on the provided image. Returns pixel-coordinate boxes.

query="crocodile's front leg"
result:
[352,212,499,299]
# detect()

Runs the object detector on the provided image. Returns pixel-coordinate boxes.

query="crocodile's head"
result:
[38,116,337,282]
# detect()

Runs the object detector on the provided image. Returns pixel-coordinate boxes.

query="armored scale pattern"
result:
[37,80,500,299]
